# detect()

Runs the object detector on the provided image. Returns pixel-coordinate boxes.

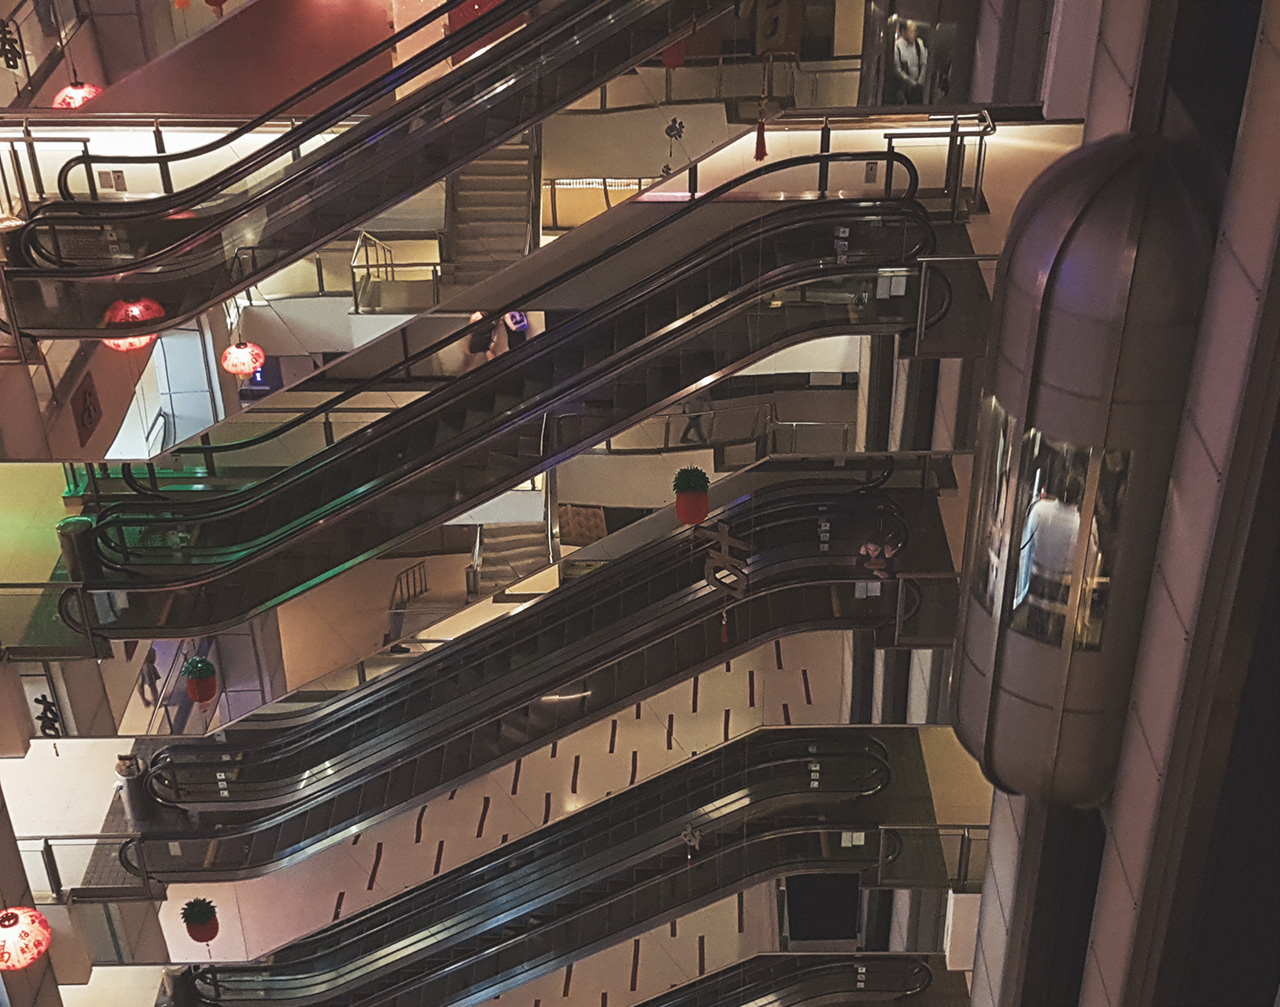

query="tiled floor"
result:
[503,884,779,1007]
[158,631,849,962]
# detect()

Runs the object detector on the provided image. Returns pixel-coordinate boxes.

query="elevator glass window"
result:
[1072,449,1130,650]
[970,397,1014,612]
[1008,431,1091,646]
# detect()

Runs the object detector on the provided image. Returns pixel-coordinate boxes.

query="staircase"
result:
[471,522,549,596]
[444,135,537,293]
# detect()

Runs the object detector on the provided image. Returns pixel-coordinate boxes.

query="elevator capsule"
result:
[951,134,1216,806]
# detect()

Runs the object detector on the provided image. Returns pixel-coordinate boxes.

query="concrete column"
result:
[0,663,33,758]
[50,661,114,738]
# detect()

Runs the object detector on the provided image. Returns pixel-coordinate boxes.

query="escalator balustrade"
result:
[5,0,741,339]
[67,197,936,639]
[630,953,934,1006]
[125,482,912,880]
[179,729,889,1006]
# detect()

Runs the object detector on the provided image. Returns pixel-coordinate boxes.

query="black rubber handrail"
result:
[629,954,933,1007]
[107,485,909,881]
[137,484,903,791]
[86,195,931,575]
[45,0,476,204]
[135,489,908,812]
[127,151,924,471]
[20,0,545,269]
[17,0,703,277]
[177,730,888,1003]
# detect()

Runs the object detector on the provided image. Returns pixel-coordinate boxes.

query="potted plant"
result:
[181,656,218,704]
[181,898,219,943]
[673,466,710,526]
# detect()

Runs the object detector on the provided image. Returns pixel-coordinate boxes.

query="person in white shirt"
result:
[893,20,929,104]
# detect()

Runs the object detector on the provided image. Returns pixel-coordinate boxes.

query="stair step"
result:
[453,201,529,218]
[456,175,531,192]
[455,221,526,238]
[458,161,531,178]
[455,240,523,259]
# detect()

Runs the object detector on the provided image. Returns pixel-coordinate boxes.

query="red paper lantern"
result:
[104,298,166,326]
[0,908,52,971]
[661,41,685,68]
[220,341,266,376]
[101,297,165,351]
[52,82,103,109]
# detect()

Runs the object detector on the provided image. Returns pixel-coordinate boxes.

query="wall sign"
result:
[0,21,22,71]
[70,371,103,447]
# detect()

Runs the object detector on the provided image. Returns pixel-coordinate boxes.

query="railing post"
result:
[84,464,101,507]
[884,140,895,199]
[41,840,63,900]
[22,121,44,198]
[315,254,325,295]
[81,142,98,200]
[914,260,930,355]
[153,121,173,194]
[688,162,698,201]
[199,433,217,477]
[9,144,31,216]
[817,119,831,196]
[322,412,334,446]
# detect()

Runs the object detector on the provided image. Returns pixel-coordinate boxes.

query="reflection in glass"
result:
[1074,450,1129,649]
[969,397,1013,612]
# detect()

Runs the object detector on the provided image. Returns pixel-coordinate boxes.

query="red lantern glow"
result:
[102,334,158,352]
[0,908,52,971]
[102,297,166,352]
[104,297,166,326]
[52,82,103,109]
[220,341,266,376]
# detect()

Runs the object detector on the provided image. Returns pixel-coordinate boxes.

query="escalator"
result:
[4,0,740,340]
[125,480,915,880]
[631,953,934,1005]
[175,728,890,1006]
[67,180,937,638]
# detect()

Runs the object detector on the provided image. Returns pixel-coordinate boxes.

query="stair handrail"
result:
[389,559,430,613]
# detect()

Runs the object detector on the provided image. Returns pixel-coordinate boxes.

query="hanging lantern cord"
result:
[48,2,81,85]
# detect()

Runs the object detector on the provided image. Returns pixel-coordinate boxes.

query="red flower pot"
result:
[185,917,219,943]
[676,490,709,526]
[187,676,217,704]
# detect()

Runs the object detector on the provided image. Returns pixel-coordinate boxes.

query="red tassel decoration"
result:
[721,611,729,645]
[754,110,767,162]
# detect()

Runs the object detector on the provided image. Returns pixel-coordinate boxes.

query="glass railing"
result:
[3,0,741,341]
